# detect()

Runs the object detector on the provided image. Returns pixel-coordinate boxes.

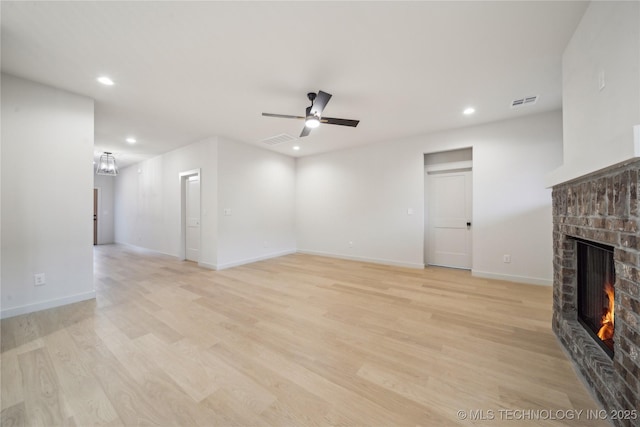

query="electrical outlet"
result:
[407,208,414,215]
[349,241,354,248]
[34,273,46,286]
[503,254,511,264]
[224,208,232,216]
[263,240,268,248]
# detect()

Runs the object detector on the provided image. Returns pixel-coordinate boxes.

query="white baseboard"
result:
[297,249,425,270]
[197,261,217,270]
[113,241,178,258]
[114,242,221,269]
[215,249,297,270]
[471,269,552,286]
[1,290,96,320]
[113,241,294,271]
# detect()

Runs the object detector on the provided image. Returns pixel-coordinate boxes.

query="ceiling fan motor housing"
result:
[261,90,359,137]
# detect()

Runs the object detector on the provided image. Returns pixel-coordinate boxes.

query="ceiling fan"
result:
[262,90,360,137]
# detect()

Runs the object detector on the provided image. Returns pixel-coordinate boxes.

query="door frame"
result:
[179,168,201,261]
[423,151,473,268]
[94,187,102,245]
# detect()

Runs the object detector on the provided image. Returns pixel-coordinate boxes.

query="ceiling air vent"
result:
[511,95,538,108]
[261,133,297,146]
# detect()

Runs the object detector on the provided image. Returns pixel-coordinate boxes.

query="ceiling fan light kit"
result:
[305,116,320,128]
[262,90,359,138]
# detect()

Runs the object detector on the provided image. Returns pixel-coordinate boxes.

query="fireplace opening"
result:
[576,239,615,358]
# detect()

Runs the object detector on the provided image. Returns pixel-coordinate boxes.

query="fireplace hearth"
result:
[552,160,639,427]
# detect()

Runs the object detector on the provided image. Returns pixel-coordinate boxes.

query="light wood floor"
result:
[1,245,608,426]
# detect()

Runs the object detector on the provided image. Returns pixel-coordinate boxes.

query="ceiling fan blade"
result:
[321,117,360,127]
[262,112,305,120]
[300,126,312,137]
[310,90,332,115]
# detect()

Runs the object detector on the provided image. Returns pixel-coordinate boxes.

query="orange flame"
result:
[597,282,614,341]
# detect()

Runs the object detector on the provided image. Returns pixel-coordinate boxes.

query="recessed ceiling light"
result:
[97,76,114,86]
[293,145,300,151]
[126,137,136,144]
[463,107,475,115]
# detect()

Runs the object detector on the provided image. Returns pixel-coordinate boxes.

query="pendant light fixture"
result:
[96,152,119,176]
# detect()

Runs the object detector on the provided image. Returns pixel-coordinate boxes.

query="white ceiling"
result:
[1,1,588,168]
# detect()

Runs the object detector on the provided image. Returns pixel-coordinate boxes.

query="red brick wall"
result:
[552,160,639,426]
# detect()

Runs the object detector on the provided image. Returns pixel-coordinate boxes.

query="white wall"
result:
[297,138,424,268]
[297,111,563,284]
[114,137,296,270]
[216,138,296,269]
[94,174,115,244]
[470,113,562,284]
[548,1,640,186]
[1,74,95,318]
[114,137,218,268]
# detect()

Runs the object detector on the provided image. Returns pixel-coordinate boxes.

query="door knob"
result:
[466,222,471,228]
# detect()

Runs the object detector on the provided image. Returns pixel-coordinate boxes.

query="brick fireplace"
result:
[552,160,639,426]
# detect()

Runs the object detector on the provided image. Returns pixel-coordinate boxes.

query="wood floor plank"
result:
[133,333,219,403]
[43,329,119,426]
[211,342,335,426]
[1,244,610,426]
[1,350,23,411]
[1,318,18,353]
[75,335,172,426]
[152,301,227,348]
[18,348,69,426]
[9,315,41,352]
[0,402,26,427]
[204,388,273,427]
[183,339,277,414]
[134,366,226,426]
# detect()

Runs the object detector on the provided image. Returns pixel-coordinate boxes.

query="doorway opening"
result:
[424,148,473,269]
[179,169,201,263]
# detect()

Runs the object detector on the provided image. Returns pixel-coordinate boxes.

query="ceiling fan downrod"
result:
[307,92,317,104]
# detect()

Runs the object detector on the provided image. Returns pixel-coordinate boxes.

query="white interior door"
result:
[185,176,200,262]
[427,170,472,269]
